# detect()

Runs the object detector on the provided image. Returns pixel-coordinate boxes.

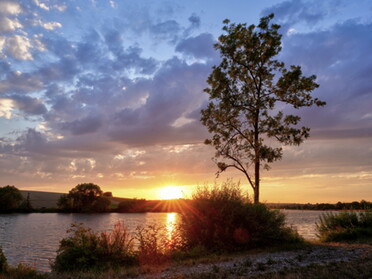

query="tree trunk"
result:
[254,160,260,204]
[254,106,260,204]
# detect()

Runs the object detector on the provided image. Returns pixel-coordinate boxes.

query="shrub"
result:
[2,264,43,279]
[317,210,372,242]
[52,222,136,272]
[134,223,187,266]
[180,180,301,251]
[135,225,169,265]
[0,246,8,273]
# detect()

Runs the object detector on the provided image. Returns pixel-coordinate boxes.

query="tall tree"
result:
[201,14,325,204]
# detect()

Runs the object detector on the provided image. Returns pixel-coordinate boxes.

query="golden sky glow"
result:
[158,186,185,200]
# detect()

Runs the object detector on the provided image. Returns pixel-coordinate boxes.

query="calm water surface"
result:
[0,210,328,272]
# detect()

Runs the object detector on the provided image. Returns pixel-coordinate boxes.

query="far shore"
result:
[13,190,372,213]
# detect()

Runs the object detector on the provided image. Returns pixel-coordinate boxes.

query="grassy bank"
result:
[316,210,372,243]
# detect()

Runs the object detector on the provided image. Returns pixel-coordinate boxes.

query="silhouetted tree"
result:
[92,196,111,212]
[19,192,33,212]
[0,185,23,212]
[201,14,325,203]
[103,192,113,197]
[58,183,111,212]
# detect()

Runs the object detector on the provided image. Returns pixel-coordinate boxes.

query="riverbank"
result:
[1,242,371,278]
[138,242,372,278]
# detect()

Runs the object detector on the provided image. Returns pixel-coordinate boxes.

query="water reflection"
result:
[165,212,178,241]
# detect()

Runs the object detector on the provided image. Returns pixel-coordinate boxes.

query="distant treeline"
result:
[2,184,371,213]
[268,200,372,210]
[0,184,191,213]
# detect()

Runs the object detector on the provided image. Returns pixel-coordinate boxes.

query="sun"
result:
[159,186,183,200]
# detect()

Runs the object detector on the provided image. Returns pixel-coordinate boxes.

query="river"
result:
[0,210,329,272]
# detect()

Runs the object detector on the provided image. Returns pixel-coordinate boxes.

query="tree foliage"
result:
[57,183,111,212]
[201,14,325,203]
[0,185,23,212]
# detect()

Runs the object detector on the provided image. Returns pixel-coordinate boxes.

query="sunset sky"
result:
[0,0,371,202]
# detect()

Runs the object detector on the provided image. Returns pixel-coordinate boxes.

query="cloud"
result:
[108,57,210,146]
[4,35,34,60]
[176,33,217,59]
[188,14,200,29]
[0,0,56,60]
[280,19,372,140]
[0,71,43,94]
[0,98,14,119]
[36,20,62,30]
[61,115,103,135]
[150,20,181,43]
[9,95,47,116]
[33,0,50,10]
[0,16,22,32]
[0,1,22,15]
[261,0,330,31]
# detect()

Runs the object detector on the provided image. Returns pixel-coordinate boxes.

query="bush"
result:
[0,246,8,273]
[52,222,136,272]
[317,210,372,242]
[180,180,301,251]
[134,223,187,266]
[135,225,170,265]
[2,265,43,279]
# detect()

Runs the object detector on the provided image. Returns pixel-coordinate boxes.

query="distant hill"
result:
[20,190,64,209]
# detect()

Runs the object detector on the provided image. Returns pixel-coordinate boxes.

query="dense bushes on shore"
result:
[180,181,302,251]
[52,222,136,271]
[317,210,372,242]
